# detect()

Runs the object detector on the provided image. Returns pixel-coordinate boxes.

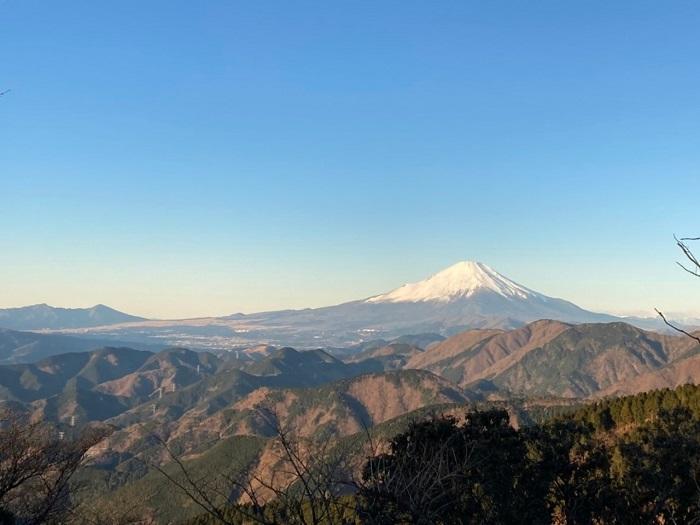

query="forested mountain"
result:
[405,320,700,397]
[1,320,700,523]
[0,347,152,403]
[2,320,699,432]
[153,384,700,525]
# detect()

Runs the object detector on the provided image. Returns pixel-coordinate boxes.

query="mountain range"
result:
[1,318,699,522]
[0,263,695,524]
[405,319,700,398]
[1,319,698,441]
[4,261,667,349]
[0,303,144,330]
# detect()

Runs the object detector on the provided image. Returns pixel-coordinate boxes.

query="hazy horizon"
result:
[1,257,698,321]
[3,1,699,318]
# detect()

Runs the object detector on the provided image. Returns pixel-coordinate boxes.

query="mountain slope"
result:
[589,329,700,397]
[346,342,425,370]
[404,320,700,398]
[0,347,152,403]
[90,369,472,494]
[405,327,504,371]
[95,348,221,401]
[194,369,471,440]
[406,320,571,386]
[0,304,145,330]
[489,323,680,397]
[105,347,384,428]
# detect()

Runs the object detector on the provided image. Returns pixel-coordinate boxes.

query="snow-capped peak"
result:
[366,261,539,304]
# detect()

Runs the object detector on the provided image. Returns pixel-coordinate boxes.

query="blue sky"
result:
[2,1,699,318]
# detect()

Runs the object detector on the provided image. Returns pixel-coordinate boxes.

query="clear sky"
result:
[1,1,699,319]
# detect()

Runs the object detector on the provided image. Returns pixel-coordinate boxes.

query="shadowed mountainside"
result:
[405,320,700,398]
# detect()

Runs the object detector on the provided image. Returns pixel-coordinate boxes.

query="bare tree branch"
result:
[656,309,700,345]
[151,405,361,525]
[0,410,110,524]
[655,235,700,345]
[148,434,255,525]
[675,235,700,278]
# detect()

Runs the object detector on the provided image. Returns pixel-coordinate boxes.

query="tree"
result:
[0,410,110,524]
[152,407,359,525]
[162,394,700,524]
[359,410,532,525]
[612,408,700,524]
[656,235,700,345]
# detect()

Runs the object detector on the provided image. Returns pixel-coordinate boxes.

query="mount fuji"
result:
[367,261,548,304]
[27,261,619,348]
[217,260,617,345]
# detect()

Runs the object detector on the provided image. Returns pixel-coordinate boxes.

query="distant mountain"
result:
[392,333,446,348]
[48,261,621,348]
[360,261,616,327]
[0,303,145,330]
[213,261,617,345]
[242,347,361,378]
[369,261,552,304]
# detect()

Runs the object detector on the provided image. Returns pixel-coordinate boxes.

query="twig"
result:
[675,235,700,277]
[655,309,700,345]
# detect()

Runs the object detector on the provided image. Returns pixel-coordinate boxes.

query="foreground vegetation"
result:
[5,384,700,524]
[183,384,700,525]
[0,413,109,525]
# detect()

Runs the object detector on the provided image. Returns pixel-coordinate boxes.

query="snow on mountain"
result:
[34,261,622,348]
[366,261,540,303]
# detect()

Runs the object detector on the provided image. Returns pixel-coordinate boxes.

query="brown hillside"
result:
[407,320,570,387]
[406,328,502,369]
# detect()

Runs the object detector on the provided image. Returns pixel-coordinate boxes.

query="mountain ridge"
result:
[0,303,145,331]
[3,261,685,348]
[32,261,622,348]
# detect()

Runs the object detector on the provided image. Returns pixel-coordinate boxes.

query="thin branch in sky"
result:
[675,234,700,277]
[655,308,700,345]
